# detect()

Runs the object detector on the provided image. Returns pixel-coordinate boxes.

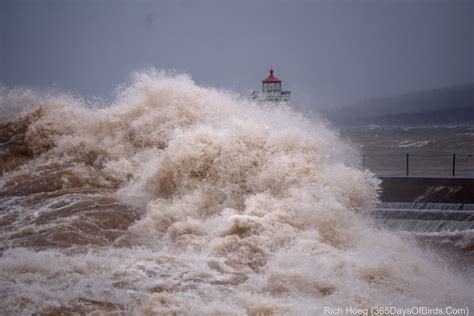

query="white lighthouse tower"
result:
[251,68,291,102]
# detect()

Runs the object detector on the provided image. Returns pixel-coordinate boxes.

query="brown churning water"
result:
[0,71,472,314]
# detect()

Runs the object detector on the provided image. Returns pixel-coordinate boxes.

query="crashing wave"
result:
[0,70,472,314]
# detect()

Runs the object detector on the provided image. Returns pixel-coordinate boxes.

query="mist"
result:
[1,0,473,110]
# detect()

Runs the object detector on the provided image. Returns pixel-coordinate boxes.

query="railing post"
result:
[406,153,409,176]
[452,153,456,177]
[362,154,365,169]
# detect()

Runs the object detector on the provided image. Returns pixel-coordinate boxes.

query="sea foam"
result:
[0,70,472,314]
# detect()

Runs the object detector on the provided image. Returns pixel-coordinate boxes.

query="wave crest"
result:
[1,70,471,313]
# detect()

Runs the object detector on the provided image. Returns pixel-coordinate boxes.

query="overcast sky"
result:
[1,0,472,108]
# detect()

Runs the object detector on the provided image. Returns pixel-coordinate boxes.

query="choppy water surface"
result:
[0,72,472,314]
[343,126,474,177]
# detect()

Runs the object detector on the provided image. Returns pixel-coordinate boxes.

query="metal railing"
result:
[362,153,474,177]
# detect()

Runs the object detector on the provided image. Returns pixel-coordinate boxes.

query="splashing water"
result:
[0,71,472,314]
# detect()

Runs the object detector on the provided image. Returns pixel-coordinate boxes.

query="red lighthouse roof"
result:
[262,68,281,83]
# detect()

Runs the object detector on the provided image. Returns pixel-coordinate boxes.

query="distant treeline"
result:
[325,84,474,127]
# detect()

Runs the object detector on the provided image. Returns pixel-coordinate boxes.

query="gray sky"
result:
[1,0,473,108]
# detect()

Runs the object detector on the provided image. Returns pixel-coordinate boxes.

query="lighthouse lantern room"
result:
[252,68,291,102]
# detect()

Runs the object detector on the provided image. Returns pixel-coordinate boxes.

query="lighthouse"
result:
[251,68,291,102]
